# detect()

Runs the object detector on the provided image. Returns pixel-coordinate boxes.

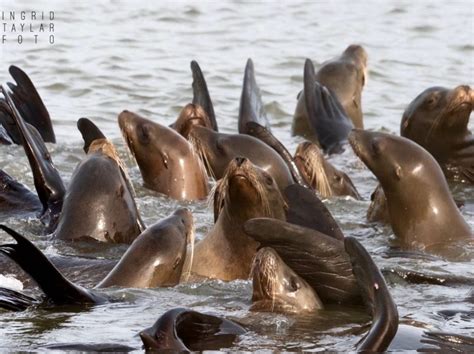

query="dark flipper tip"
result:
[77,118,106,153]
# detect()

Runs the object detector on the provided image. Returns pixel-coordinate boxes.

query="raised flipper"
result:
[245,122,308,187]
[238,59,270,134]
[1,84,65,231]
[284,183,344,240]
[140,308,245,351]
[0,168,42,216]
[77,117,106,153]
[0,286,38,311]
[191,61,217,131]
[0,66,55,144]
[244,218,360,304]
[344,236,398,352]
[304,59,353,154]
[0,225,105,305]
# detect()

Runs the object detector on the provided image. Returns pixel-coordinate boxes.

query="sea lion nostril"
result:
[235,156,247,166]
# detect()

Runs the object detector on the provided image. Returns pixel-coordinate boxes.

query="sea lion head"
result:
[212,157,286,222]
[348,129,443,198]
[189,125,294,191]
[250,247,322,313]
[349,129,471,250]
[342,44,368,85]
[401,85,473,154]
[172,103,213,139]
[343,44,368,70]
[294,141,360,199]
[118,110,208,200]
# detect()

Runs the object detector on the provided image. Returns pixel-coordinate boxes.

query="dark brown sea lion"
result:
[188,126,294,191]
[118,110,209,201]
[250,247,323,313]
[139,308,245,351]
[0,169,41,217]
[294,141,361,199]
[294,59,353,153]
[190,157,287,281]
[1,85,65,231]
[283,183,344,240]
[238,58,271,133]
[292,45,367,138]
[53,138,143,243]
[245,219,398,350]
[96,208,194,288]
[0,65,56,144]
[349,129,472,256]
[401,85,473,184]
[243,218,360,304]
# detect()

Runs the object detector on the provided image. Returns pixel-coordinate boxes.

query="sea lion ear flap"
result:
[191,60,218,132]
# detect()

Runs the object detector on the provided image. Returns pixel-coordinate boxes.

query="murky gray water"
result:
[0,0,473,351]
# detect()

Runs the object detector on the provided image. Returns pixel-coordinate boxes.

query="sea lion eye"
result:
[290,277,300,292]
[216,139,225,152]
[138,125,150,145]
[371,139,381,155]
[426,94,439,108]
[263,173,273,186]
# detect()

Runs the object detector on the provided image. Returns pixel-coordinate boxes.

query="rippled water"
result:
[0,0,473,351]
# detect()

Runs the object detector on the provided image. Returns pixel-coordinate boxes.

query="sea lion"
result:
[401,85,473,184]
[293,59,354,153]
[139,308,245,351]
[118,110,209,201]
[284,183,344,240]
[53,137,143,243]
[238,58,271,133]
[96,208,194,288]
[0,225,106,306]
[349,129,472,257]
[190,157,287,281]
[243,122,307,187]
[243,218,360,304]
[188,126,294,191]
[0,168,41,217]
[0,65,56,144]
[250,247,323,313]
[1,85,65,231]
[294,141,361,199]
[171,103,214,139]
[292,45,367,138]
